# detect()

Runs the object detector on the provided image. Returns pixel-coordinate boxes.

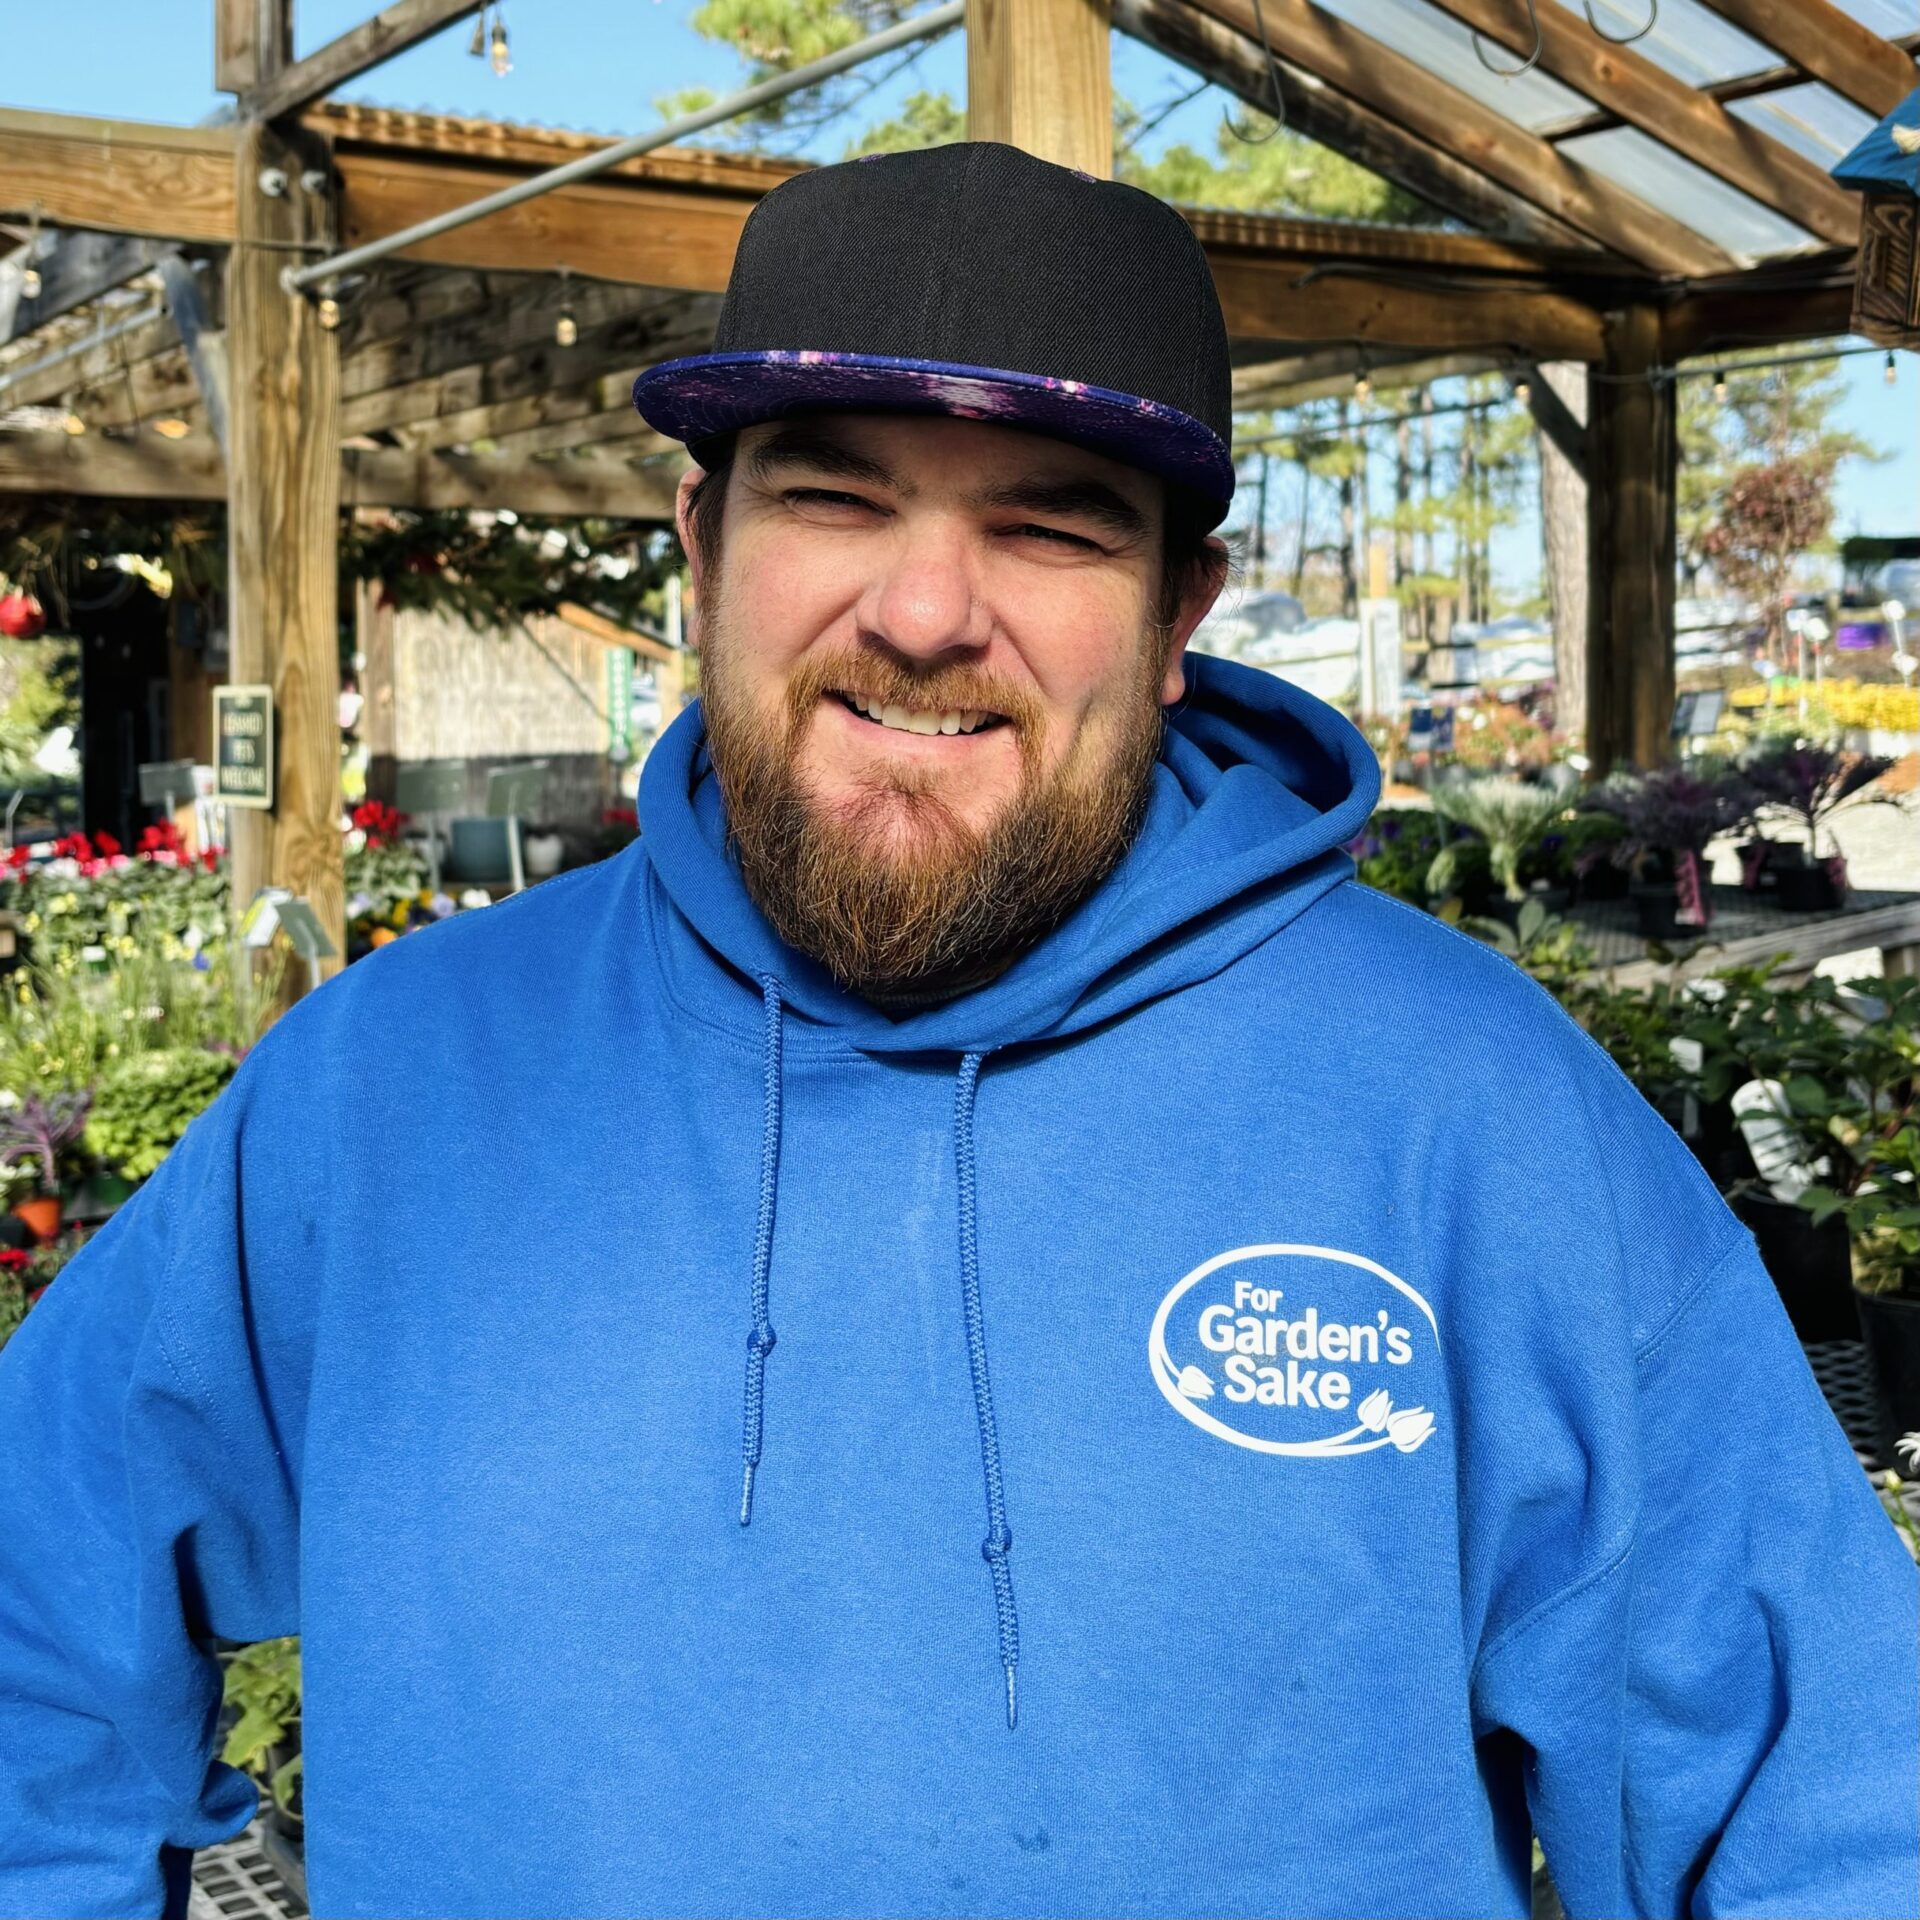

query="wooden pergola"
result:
[0,0,1912,985]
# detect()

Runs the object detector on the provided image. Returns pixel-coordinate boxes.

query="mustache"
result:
[785,652,1035,728]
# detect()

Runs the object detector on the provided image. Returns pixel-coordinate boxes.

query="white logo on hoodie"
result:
[1148,1244,1441,1457]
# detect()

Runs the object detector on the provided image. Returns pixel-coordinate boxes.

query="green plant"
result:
[1345,809,1444,905]
[1428,777,1570,903]
[82,1048,237,1181]
[220,1637,303,1815]
[0,1090,90,1193]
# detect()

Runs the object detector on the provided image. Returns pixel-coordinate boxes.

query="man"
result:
[0,143,1913,1920]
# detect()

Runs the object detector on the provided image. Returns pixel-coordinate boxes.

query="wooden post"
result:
[967,0,1113,175]
[226,114,346,1006]
[1584,305,1676,776]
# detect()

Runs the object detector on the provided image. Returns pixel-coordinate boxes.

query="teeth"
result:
[848,693,995,736]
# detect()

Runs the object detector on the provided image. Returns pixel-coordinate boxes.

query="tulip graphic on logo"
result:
[1387,1407,1435,1454]
[1175,1365,1215,1401]
[1358,1388,1392,1433]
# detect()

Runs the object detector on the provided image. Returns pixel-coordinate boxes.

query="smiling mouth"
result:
[829,690,1011,738]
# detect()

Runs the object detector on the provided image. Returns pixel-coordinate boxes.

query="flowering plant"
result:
[1740,740,1895,862]
[0,1090,91,1194]
[1588,765,1761,926]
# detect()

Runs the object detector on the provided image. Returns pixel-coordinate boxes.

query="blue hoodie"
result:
[0,654,1913,1920]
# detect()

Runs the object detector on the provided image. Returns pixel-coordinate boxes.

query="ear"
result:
[1160,534,1231,707]
[675,465,709,608]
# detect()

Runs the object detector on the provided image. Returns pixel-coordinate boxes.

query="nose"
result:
[856,516,990,663]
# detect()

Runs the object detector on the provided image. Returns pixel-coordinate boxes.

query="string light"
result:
[490,7,512,75]
[554,265,577,347]
[152,417,191,440]
[1353,370,1371,404]
[316,293,341,331]
[1512,375,1532,404]
[1712,366,1728,402]
[1885,351,1898,388]
[20,265,40,301]
[62,411,86,436]
[20,202,41,300]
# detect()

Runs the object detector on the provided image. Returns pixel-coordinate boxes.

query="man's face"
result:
[675,411,1224,996]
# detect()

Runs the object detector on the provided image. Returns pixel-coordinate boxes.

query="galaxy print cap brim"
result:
[631,351,1235,527]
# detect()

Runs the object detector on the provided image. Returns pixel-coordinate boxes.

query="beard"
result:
[696,575,1172,1001]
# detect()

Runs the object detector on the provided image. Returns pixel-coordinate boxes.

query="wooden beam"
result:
[217,0,291,93]
[1683,0,1918,118]
[1514,365,1587,474]
[966,0,1113,174]
[227,118,344,1004]
[0,425,683,516]
[556,601,679,664]
[0,111,234,244]
[1659,265,1855,360]
[1539,32,1920,139]
[151,250,229,458]
[390,378,665,454]
[1204,246,1608,359]
[0,310,179,411]
[1181,0,1733,274]
[1,231,162,346]
[1416,0,1858,247]
[1585,303,1676,774]
[249,1,485,123]
[1112,0,1602,251]
[482,410,675,461]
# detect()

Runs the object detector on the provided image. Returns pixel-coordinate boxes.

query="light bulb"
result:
[1353,371,1371,404]
[1885,352,1898,387]
[153,417,191,440]
[20,266,40,300]
[490,16,511,73]
[62,412,86,435]
[555,310,578,347]
[1712,368,1728,402]
[316,295,341,330]
[1513,377,1532,404]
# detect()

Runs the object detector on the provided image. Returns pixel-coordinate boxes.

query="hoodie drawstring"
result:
[735,977,1021,1729]
[954,1048,1020,1729]
[739,973,785,1526]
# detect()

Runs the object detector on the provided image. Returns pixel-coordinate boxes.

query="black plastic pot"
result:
[1634,884,1689,941]
[1775,863,1845,913]
[1576,861,1630,902]
[1729,1193,1860,1344]
[1855,1284,1920,1470]
[1687,1098,1749,1191]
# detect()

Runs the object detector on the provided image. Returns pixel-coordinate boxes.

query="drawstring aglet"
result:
[739,1457,758,1527]
[1005,1664,1018,1730]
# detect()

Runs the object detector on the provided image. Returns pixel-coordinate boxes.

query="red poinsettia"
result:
[0,1249,30,1274]
[138,819,187,861]
[4,846,31,874]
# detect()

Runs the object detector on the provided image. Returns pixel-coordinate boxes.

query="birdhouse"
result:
[1832,87,1920,348]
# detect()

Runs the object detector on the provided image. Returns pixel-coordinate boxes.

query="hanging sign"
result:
[606,645,636,763]
[212,685,275,810]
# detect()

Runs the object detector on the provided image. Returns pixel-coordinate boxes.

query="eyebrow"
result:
[964,477,1151,546]
[742,423,899,492]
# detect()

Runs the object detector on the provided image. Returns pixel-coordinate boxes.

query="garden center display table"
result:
[1570,888,1920,989]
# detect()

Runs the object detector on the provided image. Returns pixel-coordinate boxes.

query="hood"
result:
[635,649,1380,1727]
[638,649,1380,1055]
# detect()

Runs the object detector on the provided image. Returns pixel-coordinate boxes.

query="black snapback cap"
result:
[631,141,1235,527]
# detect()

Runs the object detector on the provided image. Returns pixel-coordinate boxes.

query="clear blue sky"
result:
[8,0,1915,597]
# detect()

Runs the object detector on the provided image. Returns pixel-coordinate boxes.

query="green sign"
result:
[212,685,274,810]
[606,645,635,763]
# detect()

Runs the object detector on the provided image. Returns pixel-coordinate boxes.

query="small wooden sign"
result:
[212,685,275,810]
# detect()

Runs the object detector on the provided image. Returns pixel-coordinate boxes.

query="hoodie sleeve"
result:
[1471,1066,1920,1919]
[0,1036,310,1920]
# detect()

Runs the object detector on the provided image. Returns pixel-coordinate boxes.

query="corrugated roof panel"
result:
[1577,0,1780,87]
[1822,0,1917,36]
[1729,82,1879,167]
[1556,124,1829,260]
[1312,0,1591,132]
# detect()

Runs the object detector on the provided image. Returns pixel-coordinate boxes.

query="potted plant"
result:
[0,1091,91,1242]
[1550,804,1630,902]
[220,1635,305,1896]
[82,1046,237,1183]
[1592,765,1758,938]
[1425,776,1570,924]
[1740,741,1895,912]
[1345,809,1446,907]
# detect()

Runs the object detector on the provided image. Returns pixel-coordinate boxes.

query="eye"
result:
[1009,523,1101,551]
[785,487,877,513]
